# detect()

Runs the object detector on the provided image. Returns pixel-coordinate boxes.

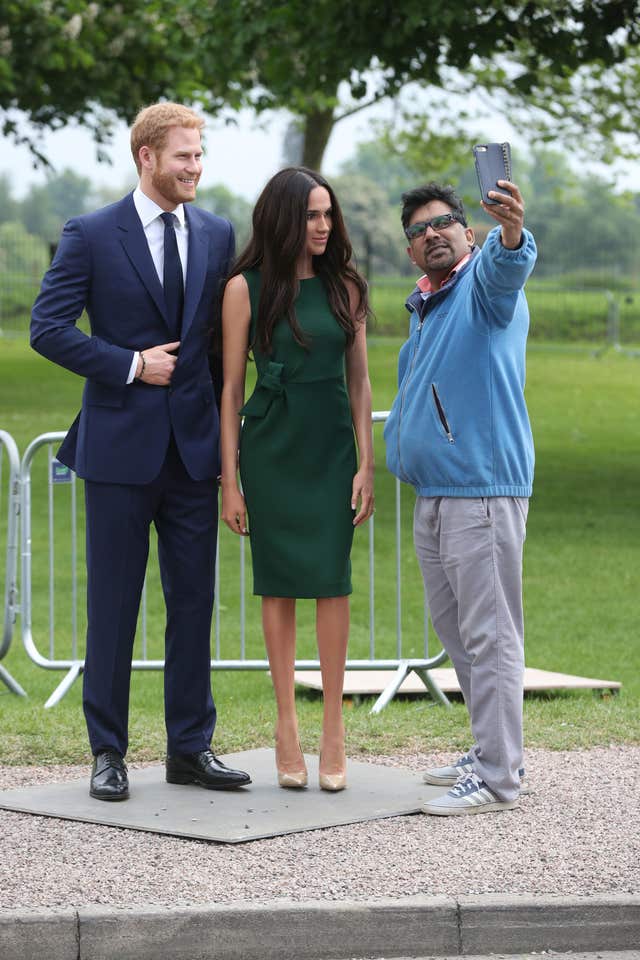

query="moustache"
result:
[425,240,450,254]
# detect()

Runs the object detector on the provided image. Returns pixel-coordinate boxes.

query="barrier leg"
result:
[44,661,83,708]
[0,662,27,697]
[370,649,452,713]
[370,661,411,714]
[413,666,451,709]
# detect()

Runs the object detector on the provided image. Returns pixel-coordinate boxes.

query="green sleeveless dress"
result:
[239,270,357,597]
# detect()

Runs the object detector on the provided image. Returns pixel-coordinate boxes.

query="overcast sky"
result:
[0,107,374,201]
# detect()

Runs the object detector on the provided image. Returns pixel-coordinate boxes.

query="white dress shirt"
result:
[126,186,189,383]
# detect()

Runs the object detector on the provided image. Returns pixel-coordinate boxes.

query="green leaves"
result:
[0,0,209,152]
[2,0,640,171]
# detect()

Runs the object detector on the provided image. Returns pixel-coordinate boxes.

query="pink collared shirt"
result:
[416,252,473,300]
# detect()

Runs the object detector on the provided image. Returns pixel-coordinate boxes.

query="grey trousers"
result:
[413,496,529,801]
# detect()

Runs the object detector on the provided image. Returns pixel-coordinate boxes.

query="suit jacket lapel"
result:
[182,205,208,340]
[116,193,168,324]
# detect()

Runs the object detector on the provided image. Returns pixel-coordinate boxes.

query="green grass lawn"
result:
[0,334,638,765]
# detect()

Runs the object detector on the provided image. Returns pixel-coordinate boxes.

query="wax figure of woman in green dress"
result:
[220,167,374,792]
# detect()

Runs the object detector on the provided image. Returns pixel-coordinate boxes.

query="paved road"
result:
[353,953,640,960]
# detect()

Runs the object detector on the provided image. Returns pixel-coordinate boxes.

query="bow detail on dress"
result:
[239,360,286,419]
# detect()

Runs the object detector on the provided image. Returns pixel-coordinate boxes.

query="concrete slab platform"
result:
[295,666,622,696]
[0,748,434,843]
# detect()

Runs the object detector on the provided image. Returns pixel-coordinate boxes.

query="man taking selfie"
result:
[384,176,536,816]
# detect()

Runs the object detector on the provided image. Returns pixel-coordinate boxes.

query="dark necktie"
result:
[161,211,184,338]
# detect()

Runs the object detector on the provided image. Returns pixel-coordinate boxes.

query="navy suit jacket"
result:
[31,193,234,484]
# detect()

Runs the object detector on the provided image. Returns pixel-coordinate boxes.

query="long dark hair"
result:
[230,166,369,354]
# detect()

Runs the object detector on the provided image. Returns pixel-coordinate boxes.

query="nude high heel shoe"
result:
[319,768,347,792]
[318,736,347,792]
[275,738,308,789]
[278,765,308,789]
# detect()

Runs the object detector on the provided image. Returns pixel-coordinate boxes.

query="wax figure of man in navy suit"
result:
[31,102,251,800]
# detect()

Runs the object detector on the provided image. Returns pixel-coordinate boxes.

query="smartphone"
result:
[473,142,512,205]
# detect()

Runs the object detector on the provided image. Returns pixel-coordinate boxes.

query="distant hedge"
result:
[2,238,639,346]
[369,276,640,343]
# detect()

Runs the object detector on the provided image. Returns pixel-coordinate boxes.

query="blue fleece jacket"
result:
[383,226,537,497]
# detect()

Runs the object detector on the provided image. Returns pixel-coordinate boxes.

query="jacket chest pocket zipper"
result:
[395,322,423,480]
[431,384,455,443]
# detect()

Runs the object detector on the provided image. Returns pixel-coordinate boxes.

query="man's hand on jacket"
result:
[136,341,181,385]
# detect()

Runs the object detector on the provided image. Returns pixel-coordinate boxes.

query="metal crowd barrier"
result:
[0,430,26,696]
[19,418,449,710]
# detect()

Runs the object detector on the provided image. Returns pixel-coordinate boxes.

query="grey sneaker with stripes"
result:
[422,772,517,816]
[423,753,528,793]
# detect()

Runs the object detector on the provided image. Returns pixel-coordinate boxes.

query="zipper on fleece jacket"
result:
[395,319,424,480]
[431,384,455,443]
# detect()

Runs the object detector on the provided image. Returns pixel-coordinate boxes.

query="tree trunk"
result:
[301,106,336,171]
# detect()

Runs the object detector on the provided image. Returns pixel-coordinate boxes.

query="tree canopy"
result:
[2,1,640,170]
[202,0,640,168]
[0,0,215,164]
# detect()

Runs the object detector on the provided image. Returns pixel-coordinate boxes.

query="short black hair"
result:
[401,182,467,231]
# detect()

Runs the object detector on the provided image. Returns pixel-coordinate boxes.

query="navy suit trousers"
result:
[83,436,218,757]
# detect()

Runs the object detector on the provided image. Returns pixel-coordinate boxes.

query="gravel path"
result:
[0,746,638,910]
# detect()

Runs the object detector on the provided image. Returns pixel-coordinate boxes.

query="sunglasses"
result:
[405,212,464,240]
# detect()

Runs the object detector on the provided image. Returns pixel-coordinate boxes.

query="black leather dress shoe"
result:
[90,750,129,801]
[166,749,251,789]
